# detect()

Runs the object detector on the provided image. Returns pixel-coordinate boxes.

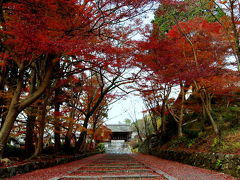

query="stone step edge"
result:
[89,162,142,166]
[50,174,161,180]
[79,165,145,168]
[74,169,152,173]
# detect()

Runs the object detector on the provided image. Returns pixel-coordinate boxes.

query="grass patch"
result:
[169,136,196,148]
[162,127,240,154]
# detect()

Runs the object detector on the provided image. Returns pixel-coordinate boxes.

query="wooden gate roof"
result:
[106,124,132,133]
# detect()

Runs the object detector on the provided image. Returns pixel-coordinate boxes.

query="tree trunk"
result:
[25,68,37,156]
[0,96,6,130]
[0,65,24,158]
[0,106,19,158]
[133,122,143,142]
[25,114,36,156]
[54,99,61,153]
[0,83,6,130]
[89,120,97,151]
[64,109,75,151]
[33,95,48,157]
[75,116,90,152]
[76,131,87,152]
[178,85,184,137]
[178,122,183,137]
[167,84,185,138]
[75,90,107,152]
[54,60,61,153]
[205,103,219,135]
[200,91,219,135]
[160,102,166,134]
[0,57,55,158]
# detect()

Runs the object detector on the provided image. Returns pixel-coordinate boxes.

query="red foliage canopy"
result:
[137,17,229,85]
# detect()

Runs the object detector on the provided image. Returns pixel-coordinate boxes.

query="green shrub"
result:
[198,131,207,138]
[215,159,223,169]
[212,106,239,126]
[232,142,240,149]
[215,142,240,152]
[96,143,106,153]
[186,139,196,148]
[211,137,225,152]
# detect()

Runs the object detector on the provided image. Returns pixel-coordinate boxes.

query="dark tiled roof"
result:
[106,124,132,132]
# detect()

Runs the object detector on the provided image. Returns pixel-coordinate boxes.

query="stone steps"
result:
[59,174,160,179]
[74,169,152,173]
[54,154,165,180]
[88,163,142,166]
[80,165,145,169]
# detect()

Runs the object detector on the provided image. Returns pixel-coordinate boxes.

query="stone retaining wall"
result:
[0,152,98,178]
[149,148,240,178]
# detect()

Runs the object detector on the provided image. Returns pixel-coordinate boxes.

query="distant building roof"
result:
[106,124,132,133]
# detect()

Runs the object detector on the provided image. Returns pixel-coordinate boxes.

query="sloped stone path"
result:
[52,154,166,179]
[9,153,238,180]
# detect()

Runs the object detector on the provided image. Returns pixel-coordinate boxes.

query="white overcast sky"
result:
[107,9,156,124]
[107,93,145,124]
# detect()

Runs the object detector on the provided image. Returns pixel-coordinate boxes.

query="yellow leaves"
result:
[156,117,162,131]
[56,115,75,122]
[87,129,94,135]
[75,126,94,135]
[207,0,215,9]
[76,125,87,132]
[207,0,227,9]
[31,99,45,107]
[0,91,12,109]
[0,91,13,99]
[219,0,227,4]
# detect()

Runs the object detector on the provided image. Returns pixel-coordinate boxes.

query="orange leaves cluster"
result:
[198,72,240,95]
[168,18,223,39]
[94,126,112,141]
